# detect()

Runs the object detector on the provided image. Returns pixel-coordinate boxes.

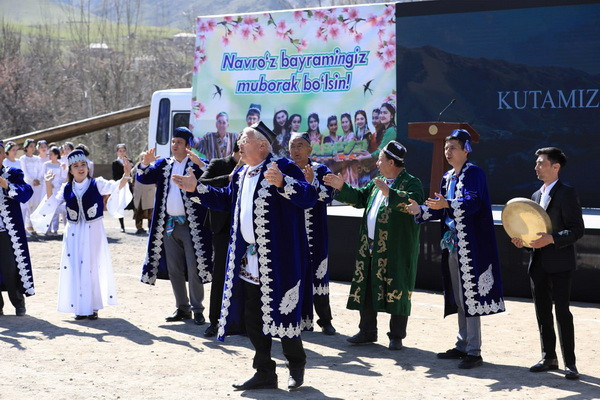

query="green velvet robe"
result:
[336,169,424,316]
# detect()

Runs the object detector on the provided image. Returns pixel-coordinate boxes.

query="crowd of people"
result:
[0,106,585,390]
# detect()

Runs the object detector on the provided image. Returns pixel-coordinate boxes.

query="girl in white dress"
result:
[20,139,44,234]
[42,146,67,235]
[32,150,132,320]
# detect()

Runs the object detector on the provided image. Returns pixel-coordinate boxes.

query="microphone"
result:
[437,98,456,121]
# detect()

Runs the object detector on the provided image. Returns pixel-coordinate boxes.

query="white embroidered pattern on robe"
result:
[67,207,78,221]
[279,280,301,315]
[451,164,505,316]
[315,258,328,280]
[0,179,35,295]
[478,264,494,296]
[279,175,297,199]
[87,203,98,219]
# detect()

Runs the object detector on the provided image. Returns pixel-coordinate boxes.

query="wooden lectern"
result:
[407,122,479,198]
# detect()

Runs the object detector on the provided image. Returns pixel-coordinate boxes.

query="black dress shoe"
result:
[347,331,377,344]
[16,307,26,316]
[75,315,88,320]
[88,312,98,320]
[204,324,218,337]
[529,358,559,372]
[389,338,403,350]
[458,355,483,369]
[287,368,304,390]
[232,372,278,390]
[565,365,580,380]
[437,348,467,359]
[193,312,206,325]
[165,309,192,322]
[321,323,336,336]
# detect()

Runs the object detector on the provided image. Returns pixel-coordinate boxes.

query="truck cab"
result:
[148,88,192,158]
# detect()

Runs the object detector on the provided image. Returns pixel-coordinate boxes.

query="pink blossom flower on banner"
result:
[207,20,216,31]
[198,34,206,42]
[293,11,303,20]
[354,32,363,42]
[325,16,336,26]
[367,14,378,26]
[347,8,358,19]
[224,16,233,22]
[314,10,326,19]
[328,25,340,39]
[275,20,288,39]
[257,26,265,37]
[341,7,349,13]
[388,33,396,46]
[384,5,394,17]
[384,59,395,70]
[378,28,386,37]
[240,25,252,39]
[298,39,308,51]
[220,35,230,46]
[384,44,395,59]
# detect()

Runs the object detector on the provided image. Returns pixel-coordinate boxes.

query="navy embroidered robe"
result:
[0,166,35,296]
[304,161,335,296]
[189,154,317,340]
[136,158,213,284]
[416,163,505,317]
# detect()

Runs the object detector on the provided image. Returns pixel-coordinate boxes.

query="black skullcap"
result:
[173,127,194,146]
[250,121,277,145]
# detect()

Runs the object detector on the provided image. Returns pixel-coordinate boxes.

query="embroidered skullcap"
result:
[4,141,16,151]
[383,140,406,162]
[0,140,3,148]
[24,138,36,148]
[173,127,194,146]
[67,149,88,166]
[250,121,277,145]
[290,132,311,145]
[247,103,261,115]
[36,140,47,147]
[449,129,473,152]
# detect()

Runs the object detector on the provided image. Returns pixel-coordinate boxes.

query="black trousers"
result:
[0,231,25,310]
[529,260,576,366]
[243,281,306,374]
[358,273,408,340]
[314,294,333,327]
[208,231,229,325]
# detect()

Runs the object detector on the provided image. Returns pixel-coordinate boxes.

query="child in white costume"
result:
[32,150,132,319]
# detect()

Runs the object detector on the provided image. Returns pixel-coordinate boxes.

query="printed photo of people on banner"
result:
[190,3,397,186]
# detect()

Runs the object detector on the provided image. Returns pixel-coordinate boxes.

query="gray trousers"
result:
[448,250,481,356]
[163,222,205,313]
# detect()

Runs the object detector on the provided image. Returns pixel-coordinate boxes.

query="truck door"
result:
[153,98,190,158]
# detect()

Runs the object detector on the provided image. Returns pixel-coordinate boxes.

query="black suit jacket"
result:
[200,155,238,234]
[529,180,584,273]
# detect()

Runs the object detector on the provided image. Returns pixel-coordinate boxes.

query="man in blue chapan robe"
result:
[137,127,213,325]
[407,129,504,369]
[173,122,317,391]
[0,140,35,316]
[288,132,336,335]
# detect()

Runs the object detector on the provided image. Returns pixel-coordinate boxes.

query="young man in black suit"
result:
[199,141,242,337]
[511,147,584,380]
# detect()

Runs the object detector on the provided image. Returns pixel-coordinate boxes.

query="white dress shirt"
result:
[239,162,265,285]
[166,157,188,217]
[367,190,386,240]
[539,179,558,210]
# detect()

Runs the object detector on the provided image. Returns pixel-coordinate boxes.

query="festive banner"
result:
[191,4,397,186]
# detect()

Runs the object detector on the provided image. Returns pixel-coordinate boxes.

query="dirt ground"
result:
[1,211,599,400]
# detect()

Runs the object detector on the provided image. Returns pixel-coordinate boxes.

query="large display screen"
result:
[395,0,600,207]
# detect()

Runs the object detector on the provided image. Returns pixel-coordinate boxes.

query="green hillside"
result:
[0,0,84,24]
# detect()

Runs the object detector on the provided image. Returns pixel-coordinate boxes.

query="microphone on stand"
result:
[437,98,456,121]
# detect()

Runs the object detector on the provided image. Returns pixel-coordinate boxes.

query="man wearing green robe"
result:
[324,141,423,350]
